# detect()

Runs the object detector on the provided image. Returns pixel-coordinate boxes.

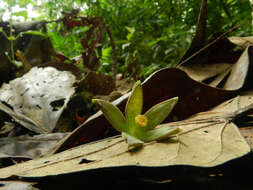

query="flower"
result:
[93,81,180,147]
[135,115,148,127]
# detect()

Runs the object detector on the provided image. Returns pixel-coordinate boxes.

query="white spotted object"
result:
[0,67,76,133]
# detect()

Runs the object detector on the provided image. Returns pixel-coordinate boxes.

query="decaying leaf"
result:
[177,0,244,90]
[0,180,38,190]
[48,68,236,154]
[229,36,253,49]
[0,92,251,179]
[0,67,76,133]
[178,0,207,64]
[240,126,253,148]
[179,63,232,84]
[179,46,253,89]
[0,133,69,160]
[224,46,253,90]
[178,0,241,66]
[0,122,15,135]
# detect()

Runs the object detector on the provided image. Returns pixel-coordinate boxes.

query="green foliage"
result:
[48,30,84,58]
[1,0,252,78]
[79,0,252,78]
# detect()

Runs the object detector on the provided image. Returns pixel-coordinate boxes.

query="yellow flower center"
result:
[135,115,148,127]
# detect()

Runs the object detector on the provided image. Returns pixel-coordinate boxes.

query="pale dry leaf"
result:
[179,63,232,83]
[0,92,252,178]
[0,122,15,135]
[0,133,69,159]
[229,36,253,49]
[0,181,38,190]
[0,67,76,133]
[0,101,250,178]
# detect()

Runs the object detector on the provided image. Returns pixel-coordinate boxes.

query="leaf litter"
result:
[0,93,251,178]
[0,0,253,187]
[0,67,76,133]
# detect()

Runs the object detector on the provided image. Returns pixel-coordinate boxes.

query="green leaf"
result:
[142,126,180,142]
[21,31,47,38]
[101,47,112,62]
[122,132,144,147]
[13,60,23,68]
[93,99,126,133]
[144,97,178,130]
[12,10,28,19]
[125,81,143,129]
[126,27,135,41]
[8,36,16,41]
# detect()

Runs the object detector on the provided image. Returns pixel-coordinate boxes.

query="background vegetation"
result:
[0,0,252,79]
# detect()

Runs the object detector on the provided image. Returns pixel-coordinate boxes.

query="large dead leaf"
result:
[47,67,236,154]
[48,41,252,153]
[229,36,253,49]
[178,0,241,66]
[0,67,76,133]
[179,63,232,83]
[179,46,253,89]
[0,93,251,178]
[0,133,69,160]
[45,0,253,153]
[224,46,253,90]
[0,181,38,190]
[178,0,207,64]
[177,0,244,89]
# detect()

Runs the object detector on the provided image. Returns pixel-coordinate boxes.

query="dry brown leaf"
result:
[50,67,236,153]
[179,46,253,90]
[0,92,251,178]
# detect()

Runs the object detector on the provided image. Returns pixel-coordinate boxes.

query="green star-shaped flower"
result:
[93,81,180,147]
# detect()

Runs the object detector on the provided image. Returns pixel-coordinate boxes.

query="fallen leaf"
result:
[0,92,251,178]
[0,122,15,135]
[0,133,69,160]
[0,67,76,133]
[178,0,241,66]
[47,67,236,154]
[0,180,38,190]
[240,127,253,149]
[179,63,232,83]
[45,1,252,153]
[178,0,207,64]
[229,36,253,49]
[224,46,253,90]
[179,46,253,89]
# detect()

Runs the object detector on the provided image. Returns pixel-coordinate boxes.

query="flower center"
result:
[135,115,148,127]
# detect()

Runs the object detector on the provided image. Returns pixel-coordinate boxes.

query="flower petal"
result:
[144,97,178,130]
[135,114,148,127]
[93,99,126,132]
[125,81,143,128]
